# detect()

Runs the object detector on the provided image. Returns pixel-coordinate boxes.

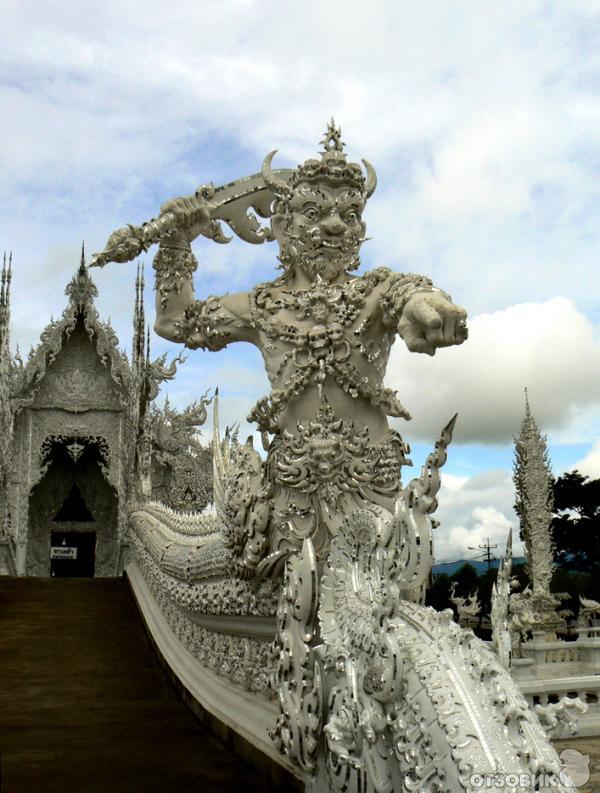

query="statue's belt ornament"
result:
[271,404,409,506]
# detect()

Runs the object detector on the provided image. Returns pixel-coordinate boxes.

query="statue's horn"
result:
[262,150,292,198]
[362,158,377,198]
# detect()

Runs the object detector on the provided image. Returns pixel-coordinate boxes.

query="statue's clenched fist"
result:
[398,291,468,356]
[160,195,213,242]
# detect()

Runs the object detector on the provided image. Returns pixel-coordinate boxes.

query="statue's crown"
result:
[290,119,366,191]
[262,120,377,202]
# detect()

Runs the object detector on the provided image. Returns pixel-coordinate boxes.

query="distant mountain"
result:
[432,558,526,576]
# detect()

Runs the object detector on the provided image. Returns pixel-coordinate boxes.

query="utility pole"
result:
[468,538,498,571]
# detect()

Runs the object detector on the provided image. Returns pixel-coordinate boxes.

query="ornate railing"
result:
[126,467,580,791]
[129,500,219,539]
[515,631,600,677]
[519,676,600,737]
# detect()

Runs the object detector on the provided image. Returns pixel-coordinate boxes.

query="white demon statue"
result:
[94,123,576,792]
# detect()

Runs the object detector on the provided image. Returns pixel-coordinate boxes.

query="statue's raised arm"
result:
[91,171,292,351]
[149,209,257,351]
[92,121,466,362]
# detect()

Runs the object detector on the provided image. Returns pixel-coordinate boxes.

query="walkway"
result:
[0,577,268,792]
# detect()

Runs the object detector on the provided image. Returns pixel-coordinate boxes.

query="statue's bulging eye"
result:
[303,207,319,221]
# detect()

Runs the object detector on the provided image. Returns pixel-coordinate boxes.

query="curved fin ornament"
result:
[271,537,323,774]
[491,528,513,669]
[211,389,228,534]
[395,413,457,596]
[211,390,271,577]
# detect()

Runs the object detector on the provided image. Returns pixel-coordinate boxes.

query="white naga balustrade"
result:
[509,627,600,737]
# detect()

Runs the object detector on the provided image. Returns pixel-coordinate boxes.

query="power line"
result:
[467,537,498,571]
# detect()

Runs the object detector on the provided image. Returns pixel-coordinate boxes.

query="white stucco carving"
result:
[93,123,578,790]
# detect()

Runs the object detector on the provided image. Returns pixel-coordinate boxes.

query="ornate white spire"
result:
[513,389,555,597]
[0,252,13,491]
[0,252,11,359]
[65,244,98,310]
[132,261,146,371]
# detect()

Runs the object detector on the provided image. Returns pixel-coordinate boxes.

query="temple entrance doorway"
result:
[27,436,119,577]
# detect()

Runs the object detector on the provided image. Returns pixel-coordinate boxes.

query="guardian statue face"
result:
[262,120,376,283]
[275,181,367,281]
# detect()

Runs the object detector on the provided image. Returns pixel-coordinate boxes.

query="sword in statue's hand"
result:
[90,169,293,268]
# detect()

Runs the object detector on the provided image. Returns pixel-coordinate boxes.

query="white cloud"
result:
[433,470,520,563]
[572,441,600,480]
[387,298,600,445]
[1,1,597,348]
[1,1,599,488]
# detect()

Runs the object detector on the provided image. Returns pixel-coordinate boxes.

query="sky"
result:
[1,0,599,562]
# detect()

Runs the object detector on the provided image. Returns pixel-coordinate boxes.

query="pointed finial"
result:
[139,266,146,320]
[523,386,531,416]
[2,251,12,279]
[213,387,221,442]
[135,262,142,319]
[0,252,11,300]
[321,118,344,153]
[135,260,140,290]
[79,241,86,273]
[1,254,6,305]
[65,246,97,306]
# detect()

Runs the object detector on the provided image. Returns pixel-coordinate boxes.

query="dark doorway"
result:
[54,484,94,522]
[50,531,96,578]
[28,435,118,577]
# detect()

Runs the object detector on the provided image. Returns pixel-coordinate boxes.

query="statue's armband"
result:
[180,291,257,351]
[153,236,198,311]
[380,272,448,328]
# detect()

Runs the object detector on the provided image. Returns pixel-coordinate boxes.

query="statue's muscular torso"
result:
[180,267,433,442]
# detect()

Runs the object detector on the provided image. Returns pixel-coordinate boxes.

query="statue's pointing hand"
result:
[399,291,468,356]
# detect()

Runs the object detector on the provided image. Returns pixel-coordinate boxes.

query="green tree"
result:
[552,471,600,571]
[450,562,479,596]
[426,572,452,612]
[476,568,498,622]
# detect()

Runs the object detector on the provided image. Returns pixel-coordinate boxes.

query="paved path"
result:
[0,577,268,793]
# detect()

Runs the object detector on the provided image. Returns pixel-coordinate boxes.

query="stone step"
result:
[0,576,268,792]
